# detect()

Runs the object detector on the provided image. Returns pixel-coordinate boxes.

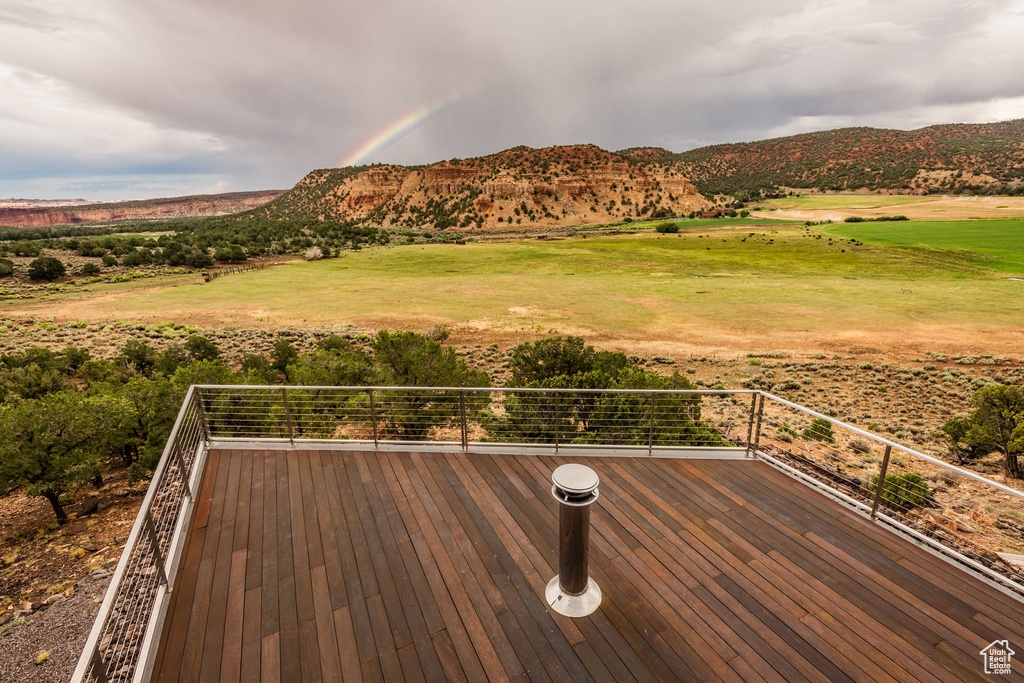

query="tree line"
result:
[0,334,723,525]
[0,217,389,277]
[5,328,1020,527]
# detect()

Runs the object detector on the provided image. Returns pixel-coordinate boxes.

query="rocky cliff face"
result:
[255,144,710,229]
[0,191,284,228]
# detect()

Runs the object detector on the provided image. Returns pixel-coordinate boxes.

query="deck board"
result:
[153,449,1023,682]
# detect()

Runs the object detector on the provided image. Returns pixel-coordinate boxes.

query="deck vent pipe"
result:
[546,464,602,617]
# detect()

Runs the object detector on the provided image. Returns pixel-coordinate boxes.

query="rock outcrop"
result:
[255,144,710,230]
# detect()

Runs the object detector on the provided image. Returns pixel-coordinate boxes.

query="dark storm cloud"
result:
[1,0,1023,198]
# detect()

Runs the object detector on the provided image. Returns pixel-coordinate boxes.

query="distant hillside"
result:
[661,119,1024,197]
[250,145,710,229]
[0,190,285,228]
[0,198,101,209]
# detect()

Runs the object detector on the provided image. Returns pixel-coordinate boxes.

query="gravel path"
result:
[0,571,111,683]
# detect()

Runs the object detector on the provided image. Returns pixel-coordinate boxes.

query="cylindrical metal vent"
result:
[546,464,602,617]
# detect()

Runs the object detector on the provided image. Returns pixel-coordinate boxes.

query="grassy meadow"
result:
[19,220,1022,354]
[824,218,1024,274]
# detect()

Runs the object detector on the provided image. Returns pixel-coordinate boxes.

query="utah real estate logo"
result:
[981,640,1014,675]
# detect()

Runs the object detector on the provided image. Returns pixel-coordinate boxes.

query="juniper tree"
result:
[0,391,112,523]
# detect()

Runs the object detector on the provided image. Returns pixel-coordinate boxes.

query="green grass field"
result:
[30,223,1022,349]
[824,219,1024,274]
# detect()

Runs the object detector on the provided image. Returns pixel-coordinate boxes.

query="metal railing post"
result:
[871,445,893,520]
[369,389,378,450]
[143,512,168,588]
[193,388,211,442]
[648,393,656,456]
[459,390,468,451]
[281,387,295,447]
[172,444,192,499]
[554,392,560,454]
[90,649,109,683]
[745,392,758,457]
[751,393,765,456]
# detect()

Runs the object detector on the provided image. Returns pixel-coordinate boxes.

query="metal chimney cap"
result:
[552,464,599,495]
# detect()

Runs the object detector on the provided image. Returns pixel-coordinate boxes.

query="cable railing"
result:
[73,384,1024,682]
[196,385,752,455]
[752,391,1024,599]
[71,387,206,683]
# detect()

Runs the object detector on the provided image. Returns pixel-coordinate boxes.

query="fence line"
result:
[203,261,266,281]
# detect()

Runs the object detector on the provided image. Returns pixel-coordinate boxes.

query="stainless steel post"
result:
[554,392,560,454]
[368,389,378,450]
[751,394,765,456]
[648,393,656,456]
[459,390,468,451]
[193,388,211,443]
[871,445,893,520]
[143,512,168,587]
[281,388,295,447]
[744,392,758,457]
[546,464,602,617]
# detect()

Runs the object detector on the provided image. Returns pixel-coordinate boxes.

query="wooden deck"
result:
[152,449,1024,682]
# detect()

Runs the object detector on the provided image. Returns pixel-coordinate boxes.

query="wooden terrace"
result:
[151,448,1024,682]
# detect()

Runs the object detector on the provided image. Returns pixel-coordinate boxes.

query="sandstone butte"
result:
[254,144,712,230]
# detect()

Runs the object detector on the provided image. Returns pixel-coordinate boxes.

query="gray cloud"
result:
[1,0,1023,199]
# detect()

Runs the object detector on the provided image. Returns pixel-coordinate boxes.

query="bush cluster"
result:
[0,332,736,526]
[1,216,389,269]
[0,330,485,524]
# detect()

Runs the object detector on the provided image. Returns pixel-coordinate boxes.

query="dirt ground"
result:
[8,297,1024,362]
[0,464,142,615]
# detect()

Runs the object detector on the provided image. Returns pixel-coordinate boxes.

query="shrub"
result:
[240,354,278,384]
[101,254,118,267]
[80,263,101,275]
[186,250,215,269]
[213,245,246,262]
[0,258,13,277]
[184,335,221,362]
[272,339,299,377]
[844,216,865,223]
[117,339,159,377]
[869,471,934,509]
[316,335,352,352]
[803,417,835,443]
[774,421,798,444]
[27,256,66,281]
[774,378,802,391]
[371,329,490,439]
[10,240,40,257]
[848,438,872,454]
[655,222,679,233]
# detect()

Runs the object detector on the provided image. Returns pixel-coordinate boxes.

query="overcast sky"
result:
[2,0,1023,200]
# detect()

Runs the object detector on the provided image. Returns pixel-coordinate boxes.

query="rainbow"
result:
[339,98,453,167]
